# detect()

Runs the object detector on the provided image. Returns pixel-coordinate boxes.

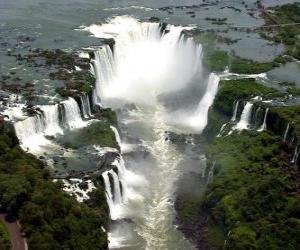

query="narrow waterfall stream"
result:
[84,16,218,249]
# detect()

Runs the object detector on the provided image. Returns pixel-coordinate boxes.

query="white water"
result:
[84,16,216,249]
[258,108,269,132]
[39,105,63,135]
[102,171,115,218]
[80,95,89,119]
[292,146,299,164]
[235,102,253,130]
[187,73,219,132]
[111,170,122,204]
[207,162,215,184]
[61,97,86,129]
[14,97,87,152]
[231,100,240,122]
[59,178,96,203]
[85,16,202,106]
[284,123,290,141]
[217,123,227,137]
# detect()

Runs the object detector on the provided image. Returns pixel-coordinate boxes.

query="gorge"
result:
[0,1,300,249]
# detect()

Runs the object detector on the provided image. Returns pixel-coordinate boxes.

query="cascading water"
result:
[235,102,253,130]
[85,94,93,117]
[207,162,215,184]
[102,171,115,217]
[258,108,269,132]
[14,111,47,151]
[111,156,128,203]
[80,95,89,119]
[284,123,290,141]
[61,97,86,129]
[111,170,122,204]
[110,126,121,145]
[39,105,63,135]
[188,73,219,132]
[217,123,227,137]
[292,146,299,164]
[92,46,115,105]
[14,96,88,152]
[84,16,217,249]
[231,100,240,122]
[201,156,207,178]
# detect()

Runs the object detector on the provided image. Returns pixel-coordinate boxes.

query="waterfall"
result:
[84,16,210,249]
[201,156,207,178]
[231,100,240,122]
[85,94,92,117]
[92,46,115,105]
[235,102,253,130]
[217,123,227,137]
[14,106,62,151]
[110,126,121,145]
[111,170,122,204]
[79,94,93,119]
[112,156,127,202]
[188,73,220,132]
[291,146,299,164]
[85,16,203,106]
[102,167,125,219]
[14,111,45,144]
[61,97,86,129]
[258,108,269,132]
[283,123,290,141]
[39,105,63,136]
[80,95,89,119]
[14,97,88,151]
[207,162,215,184]
[102,171,115,217]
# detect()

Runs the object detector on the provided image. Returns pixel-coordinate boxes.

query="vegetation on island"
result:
[214,78,282,116]
[262,3,300,60]
[61,121,118,149]
[0,221,10,250]
[0,119,108,249]
[203,50,278,73]
[14,49,96,99]
[268,105,300,141]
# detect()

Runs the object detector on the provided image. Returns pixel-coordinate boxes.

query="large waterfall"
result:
[14,96,88,152]
[235,102,253,130]
[84,16,218,249]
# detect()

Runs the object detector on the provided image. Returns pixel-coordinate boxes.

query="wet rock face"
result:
[267,111,286,137]
[97,151,120,171]
[102,38,115,53]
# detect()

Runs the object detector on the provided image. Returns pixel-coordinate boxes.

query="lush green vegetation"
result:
[25,49,95,97]
[269,105,300,139]
[61,121,118,149]
[0,119,108,249]
[214,78,282,116]
[203,50,276,73]
[287,87,300,96]
[203,131,300,249]
[0,221,10,250]
[54,70,95,97]
[101,108,118,125]
[263,3,300,60]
